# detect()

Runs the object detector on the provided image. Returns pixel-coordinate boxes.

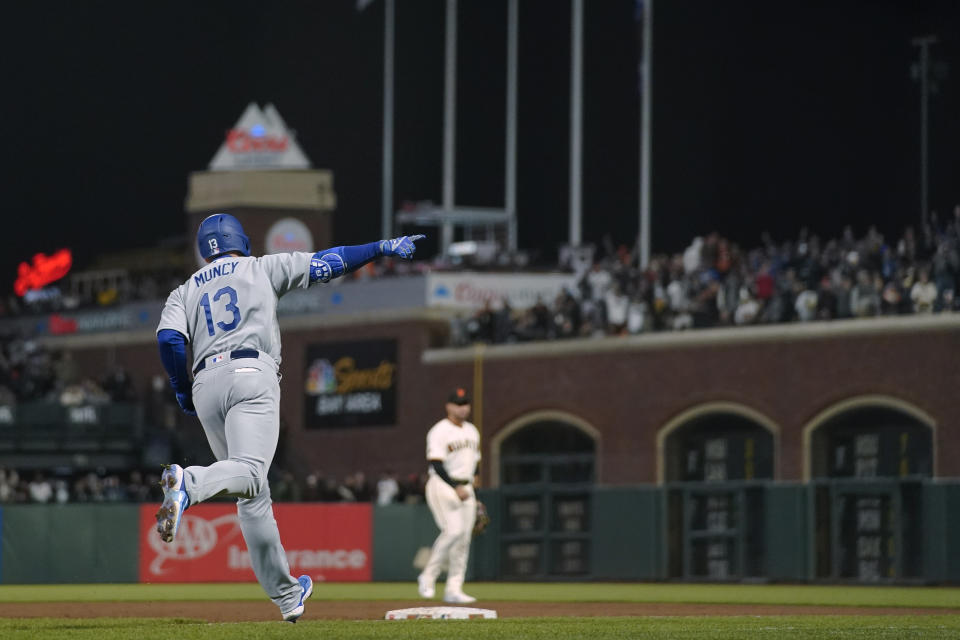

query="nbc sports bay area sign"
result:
[138,504,371,582]
[304,339,397,428]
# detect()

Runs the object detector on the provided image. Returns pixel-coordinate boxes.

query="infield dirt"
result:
[0,601,956,621]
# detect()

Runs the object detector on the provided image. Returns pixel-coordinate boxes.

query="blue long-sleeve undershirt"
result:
[157,328,191,394]
[310,241,382,283]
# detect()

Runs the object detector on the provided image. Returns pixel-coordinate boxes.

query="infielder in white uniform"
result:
[418,387,481,604]
[155,213,424,622]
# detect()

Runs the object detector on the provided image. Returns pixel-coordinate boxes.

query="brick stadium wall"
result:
[447,326,958,483]
[56,316,960,483]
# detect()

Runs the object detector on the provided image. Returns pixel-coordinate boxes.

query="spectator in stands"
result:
[467,301,496,344]
[376,470,400,506]
[59,378,110,407]
[0,467,19,502]
[74,472,105,502]
[492,297,515,343]
[553,290,581,339]
[626,293,647,334]
[28,472,53,503]
[101,365,137,402]
[54,479,70,504]
[734,287,761,325]
[271,470,302,502]
[302,472,323,502]
[851,269,880,318]
[911,269,938,313]
[401,472,427,504]
[584,261,613,303]
[126,470,151,502]
[604,283,630,335]
[52,350,80,389]
[103,475,125,501]
[314,474,339,501]
[835,273,854,319]
[794,280,819,322]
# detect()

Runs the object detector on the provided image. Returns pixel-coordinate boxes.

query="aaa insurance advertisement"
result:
[139,503,371,583]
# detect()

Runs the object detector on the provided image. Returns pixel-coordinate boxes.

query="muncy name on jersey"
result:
[194,261,240,287]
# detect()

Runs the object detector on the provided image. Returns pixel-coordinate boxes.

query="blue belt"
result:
[193,349,259,374]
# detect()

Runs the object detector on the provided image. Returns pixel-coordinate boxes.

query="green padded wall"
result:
[591,487,663,579]
[2,504,140,584]
[764,484,810,581]
[371,502,441,581]
[470,488,500,580]
[371,491,500,582]
[923,481,960,583]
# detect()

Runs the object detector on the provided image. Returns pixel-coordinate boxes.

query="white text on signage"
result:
[228,545,368,570]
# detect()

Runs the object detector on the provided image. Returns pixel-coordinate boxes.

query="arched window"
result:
[806,401,934,480]
[491,412,598,579]
[660,405,778,484]
[803,397,935,582]
[500,420,596,485]
[657,403,779,580]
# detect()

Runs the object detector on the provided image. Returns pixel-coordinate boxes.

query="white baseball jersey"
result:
[426,418,481,481]
[157,253,313,365]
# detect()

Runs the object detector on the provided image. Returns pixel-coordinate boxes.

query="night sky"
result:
[3,0,958,291]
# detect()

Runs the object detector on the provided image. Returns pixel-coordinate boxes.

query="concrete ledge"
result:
[422,313,960,364]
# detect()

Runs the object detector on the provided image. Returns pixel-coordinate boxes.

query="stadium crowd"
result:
[8,212,960,344]
[0,465,427,506]
[1,216,957,498]
[454,212,960,344]
[0,334,136,406]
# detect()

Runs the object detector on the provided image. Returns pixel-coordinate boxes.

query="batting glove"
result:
[379,235,426,260]
[176,391,197,416]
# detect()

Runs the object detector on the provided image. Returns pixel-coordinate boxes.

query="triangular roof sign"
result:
[208,102,311,171]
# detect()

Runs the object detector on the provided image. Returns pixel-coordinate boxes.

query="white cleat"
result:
[443,590,477,604]
[282,575,314,623]
[156,464,189,544]
[417,574,435,599]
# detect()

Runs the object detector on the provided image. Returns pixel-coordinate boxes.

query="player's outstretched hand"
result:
[379,234,426,260]
[176,391,198,416]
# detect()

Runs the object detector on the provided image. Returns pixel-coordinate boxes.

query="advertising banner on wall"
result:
[208,103,311,171]
[139,503,372,583]
[303,339,397,428]
[426,272,579,311]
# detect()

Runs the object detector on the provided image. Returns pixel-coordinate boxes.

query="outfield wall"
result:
[3,482,958,585]
[25,313,960,484]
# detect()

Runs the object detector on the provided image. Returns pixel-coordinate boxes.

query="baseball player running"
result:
[155,213,424,622]
[418,387,481,604]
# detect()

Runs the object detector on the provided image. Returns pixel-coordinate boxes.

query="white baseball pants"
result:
[421,475,476,593]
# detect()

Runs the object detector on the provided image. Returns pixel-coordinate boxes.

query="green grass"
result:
[0,582,958,609]
[3,616,960,640]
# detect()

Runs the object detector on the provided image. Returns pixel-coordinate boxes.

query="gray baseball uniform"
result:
[157,252,314,614]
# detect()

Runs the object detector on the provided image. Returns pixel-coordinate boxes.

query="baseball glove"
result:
[473,500,491,536]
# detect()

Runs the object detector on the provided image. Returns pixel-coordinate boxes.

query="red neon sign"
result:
[225,129,289,153]
[14,249,72,296]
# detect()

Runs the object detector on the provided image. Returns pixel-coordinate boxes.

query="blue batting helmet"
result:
[197,214,251,260]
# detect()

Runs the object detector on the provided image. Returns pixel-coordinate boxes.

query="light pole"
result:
[911,35,937,224]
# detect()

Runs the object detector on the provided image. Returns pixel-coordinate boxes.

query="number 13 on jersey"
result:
[200,286,242,336]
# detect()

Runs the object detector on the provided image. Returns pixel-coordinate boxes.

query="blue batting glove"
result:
[379,234,426,260]
[176,392,197,416]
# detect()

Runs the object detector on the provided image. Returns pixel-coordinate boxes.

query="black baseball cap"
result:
[447,387,471,405]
